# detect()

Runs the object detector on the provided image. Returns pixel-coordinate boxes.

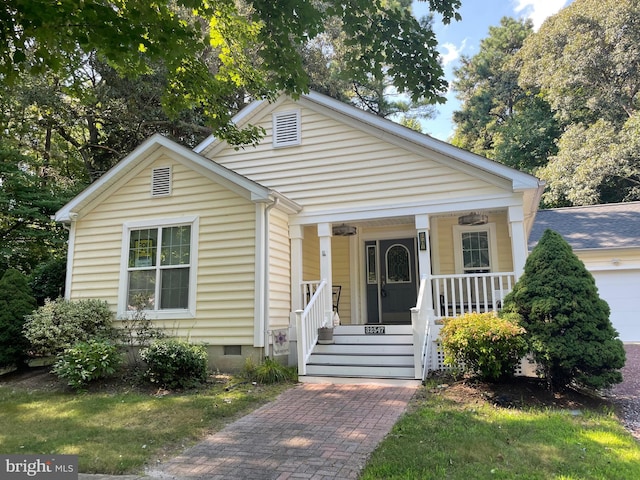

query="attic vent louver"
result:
[151,166,172,197]
[273,110,301,147]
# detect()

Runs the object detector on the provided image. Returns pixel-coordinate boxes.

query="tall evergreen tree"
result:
[0,269,37,368]
[503,230,625,391]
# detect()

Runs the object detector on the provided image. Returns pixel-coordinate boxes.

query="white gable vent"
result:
[273,110,301,147]
[151,166,172,197]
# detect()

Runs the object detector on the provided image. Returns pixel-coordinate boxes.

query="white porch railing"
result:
[432,272,515,318]
[410,277,431,381]
[295,280,330,376]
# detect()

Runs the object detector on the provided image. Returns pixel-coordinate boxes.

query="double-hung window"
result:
[453,223,498,274]
[120,217,198,317]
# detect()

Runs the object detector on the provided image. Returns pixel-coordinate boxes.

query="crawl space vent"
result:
[273,110,301,147]
[151,166,172,197]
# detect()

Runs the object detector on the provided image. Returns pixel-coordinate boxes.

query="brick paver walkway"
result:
[145,382,418,480]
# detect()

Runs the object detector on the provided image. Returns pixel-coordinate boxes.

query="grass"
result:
[0,373,291,474]
[360,380,640,480]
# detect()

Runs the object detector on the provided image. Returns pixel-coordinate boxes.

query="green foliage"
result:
[502,230,626,390]
[2,0,461,145]
[0,145,73,272]
[28,257,66,305]
[439,312,527,381]
[52,340,122,390]
[242,357,297,384]
[119,294,165,366]
[517,0,640,205]
[139,339,208,389]
[23,298,115,357]
[0,269,37,367]
[451,16,559,174]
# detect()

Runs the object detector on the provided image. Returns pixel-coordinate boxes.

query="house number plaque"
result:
[365,325,386,335]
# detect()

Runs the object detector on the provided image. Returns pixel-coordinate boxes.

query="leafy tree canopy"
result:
[517,0,640,205]
[450,17,559,172]
[2,0,461,145]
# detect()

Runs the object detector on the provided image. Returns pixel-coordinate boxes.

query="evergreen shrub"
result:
[439,311,527,381]
[0,269,37,367]
[140,339,208,389]
[502,229,626,390]
[23,298,115,357]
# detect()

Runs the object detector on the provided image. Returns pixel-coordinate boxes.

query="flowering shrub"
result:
[439,312,527,381]
[140,339,208,389]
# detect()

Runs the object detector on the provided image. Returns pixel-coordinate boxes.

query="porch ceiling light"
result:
[458,213,488,226]
[332,224,357,236]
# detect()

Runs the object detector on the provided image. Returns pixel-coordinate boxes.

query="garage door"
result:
[592,269,640,342]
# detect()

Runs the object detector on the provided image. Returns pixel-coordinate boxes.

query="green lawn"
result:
[2,372,639,479]
[361,382,640,480]
[0,375,290,474]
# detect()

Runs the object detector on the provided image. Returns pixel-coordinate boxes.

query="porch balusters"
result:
[432,272,514,318]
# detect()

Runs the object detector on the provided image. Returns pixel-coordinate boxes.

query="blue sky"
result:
[411,0,573,140]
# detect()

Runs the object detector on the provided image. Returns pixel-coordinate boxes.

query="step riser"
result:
[333,335,413,345]
[305,364,415,378]
[335,325,412,335]
[314,344,414,355]
[309,354,413,366]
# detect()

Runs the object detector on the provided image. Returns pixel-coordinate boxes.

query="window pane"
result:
[129,229,157,268]
[161,226,191,266]
[386,245,410,283]
[128,270,156,309]
[160,268,189,309]
[462,231,490,271]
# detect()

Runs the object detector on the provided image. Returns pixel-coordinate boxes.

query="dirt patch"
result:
[425,373,612,412]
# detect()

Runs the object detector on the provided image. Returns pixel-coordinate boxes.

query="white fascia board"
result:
[300,92,543,192]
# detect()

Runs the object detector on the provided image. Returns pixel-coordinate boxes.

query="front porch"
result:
[295,273,515,383]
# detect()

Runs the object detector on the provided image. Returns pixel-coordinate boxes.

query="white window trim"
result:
[272,110,301,147]
[118,216,199,319]
[453,223,499,274]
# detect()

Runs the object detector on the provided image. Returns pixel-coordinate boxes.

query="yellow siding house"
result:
[56,92,544,381]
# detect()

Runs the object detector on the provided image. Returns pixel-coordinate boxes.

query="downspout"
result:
[262,197,279,359]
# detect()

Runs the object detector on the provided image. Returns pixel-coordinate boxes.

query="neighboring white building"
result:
[529,202,640,343]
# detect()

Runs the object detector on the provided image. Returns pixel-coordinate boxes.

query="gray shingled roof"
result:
[529,202,640,250]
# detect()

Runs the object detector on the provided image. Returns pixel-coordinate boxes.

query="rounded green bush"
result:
[23,298,115,357]
[53,340,122,390]
[439,311,527,381]
[140,339,208,389]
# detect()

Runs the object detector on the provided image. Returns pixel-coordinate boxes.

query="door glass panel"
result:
[367,245,377,284]
[386,245,411,283]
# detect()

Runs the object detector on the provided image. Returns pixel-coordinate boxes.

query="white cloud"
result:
[439,42,461,66]
[514,0,571,30]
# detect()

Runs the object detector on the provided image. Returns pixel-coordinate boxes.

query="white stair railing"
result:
[295,280,329,376]
[411,277,430,380]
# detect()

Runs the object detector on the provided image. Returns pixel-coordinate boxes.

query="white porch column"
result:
[415,214,434,316]
[288,224,304,367]
[508,205,527,279]
[290,225,305,312]
[317,223,333,327]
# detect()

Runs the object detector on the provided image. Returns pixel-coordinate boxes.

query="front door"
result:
[365,238,418,324]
